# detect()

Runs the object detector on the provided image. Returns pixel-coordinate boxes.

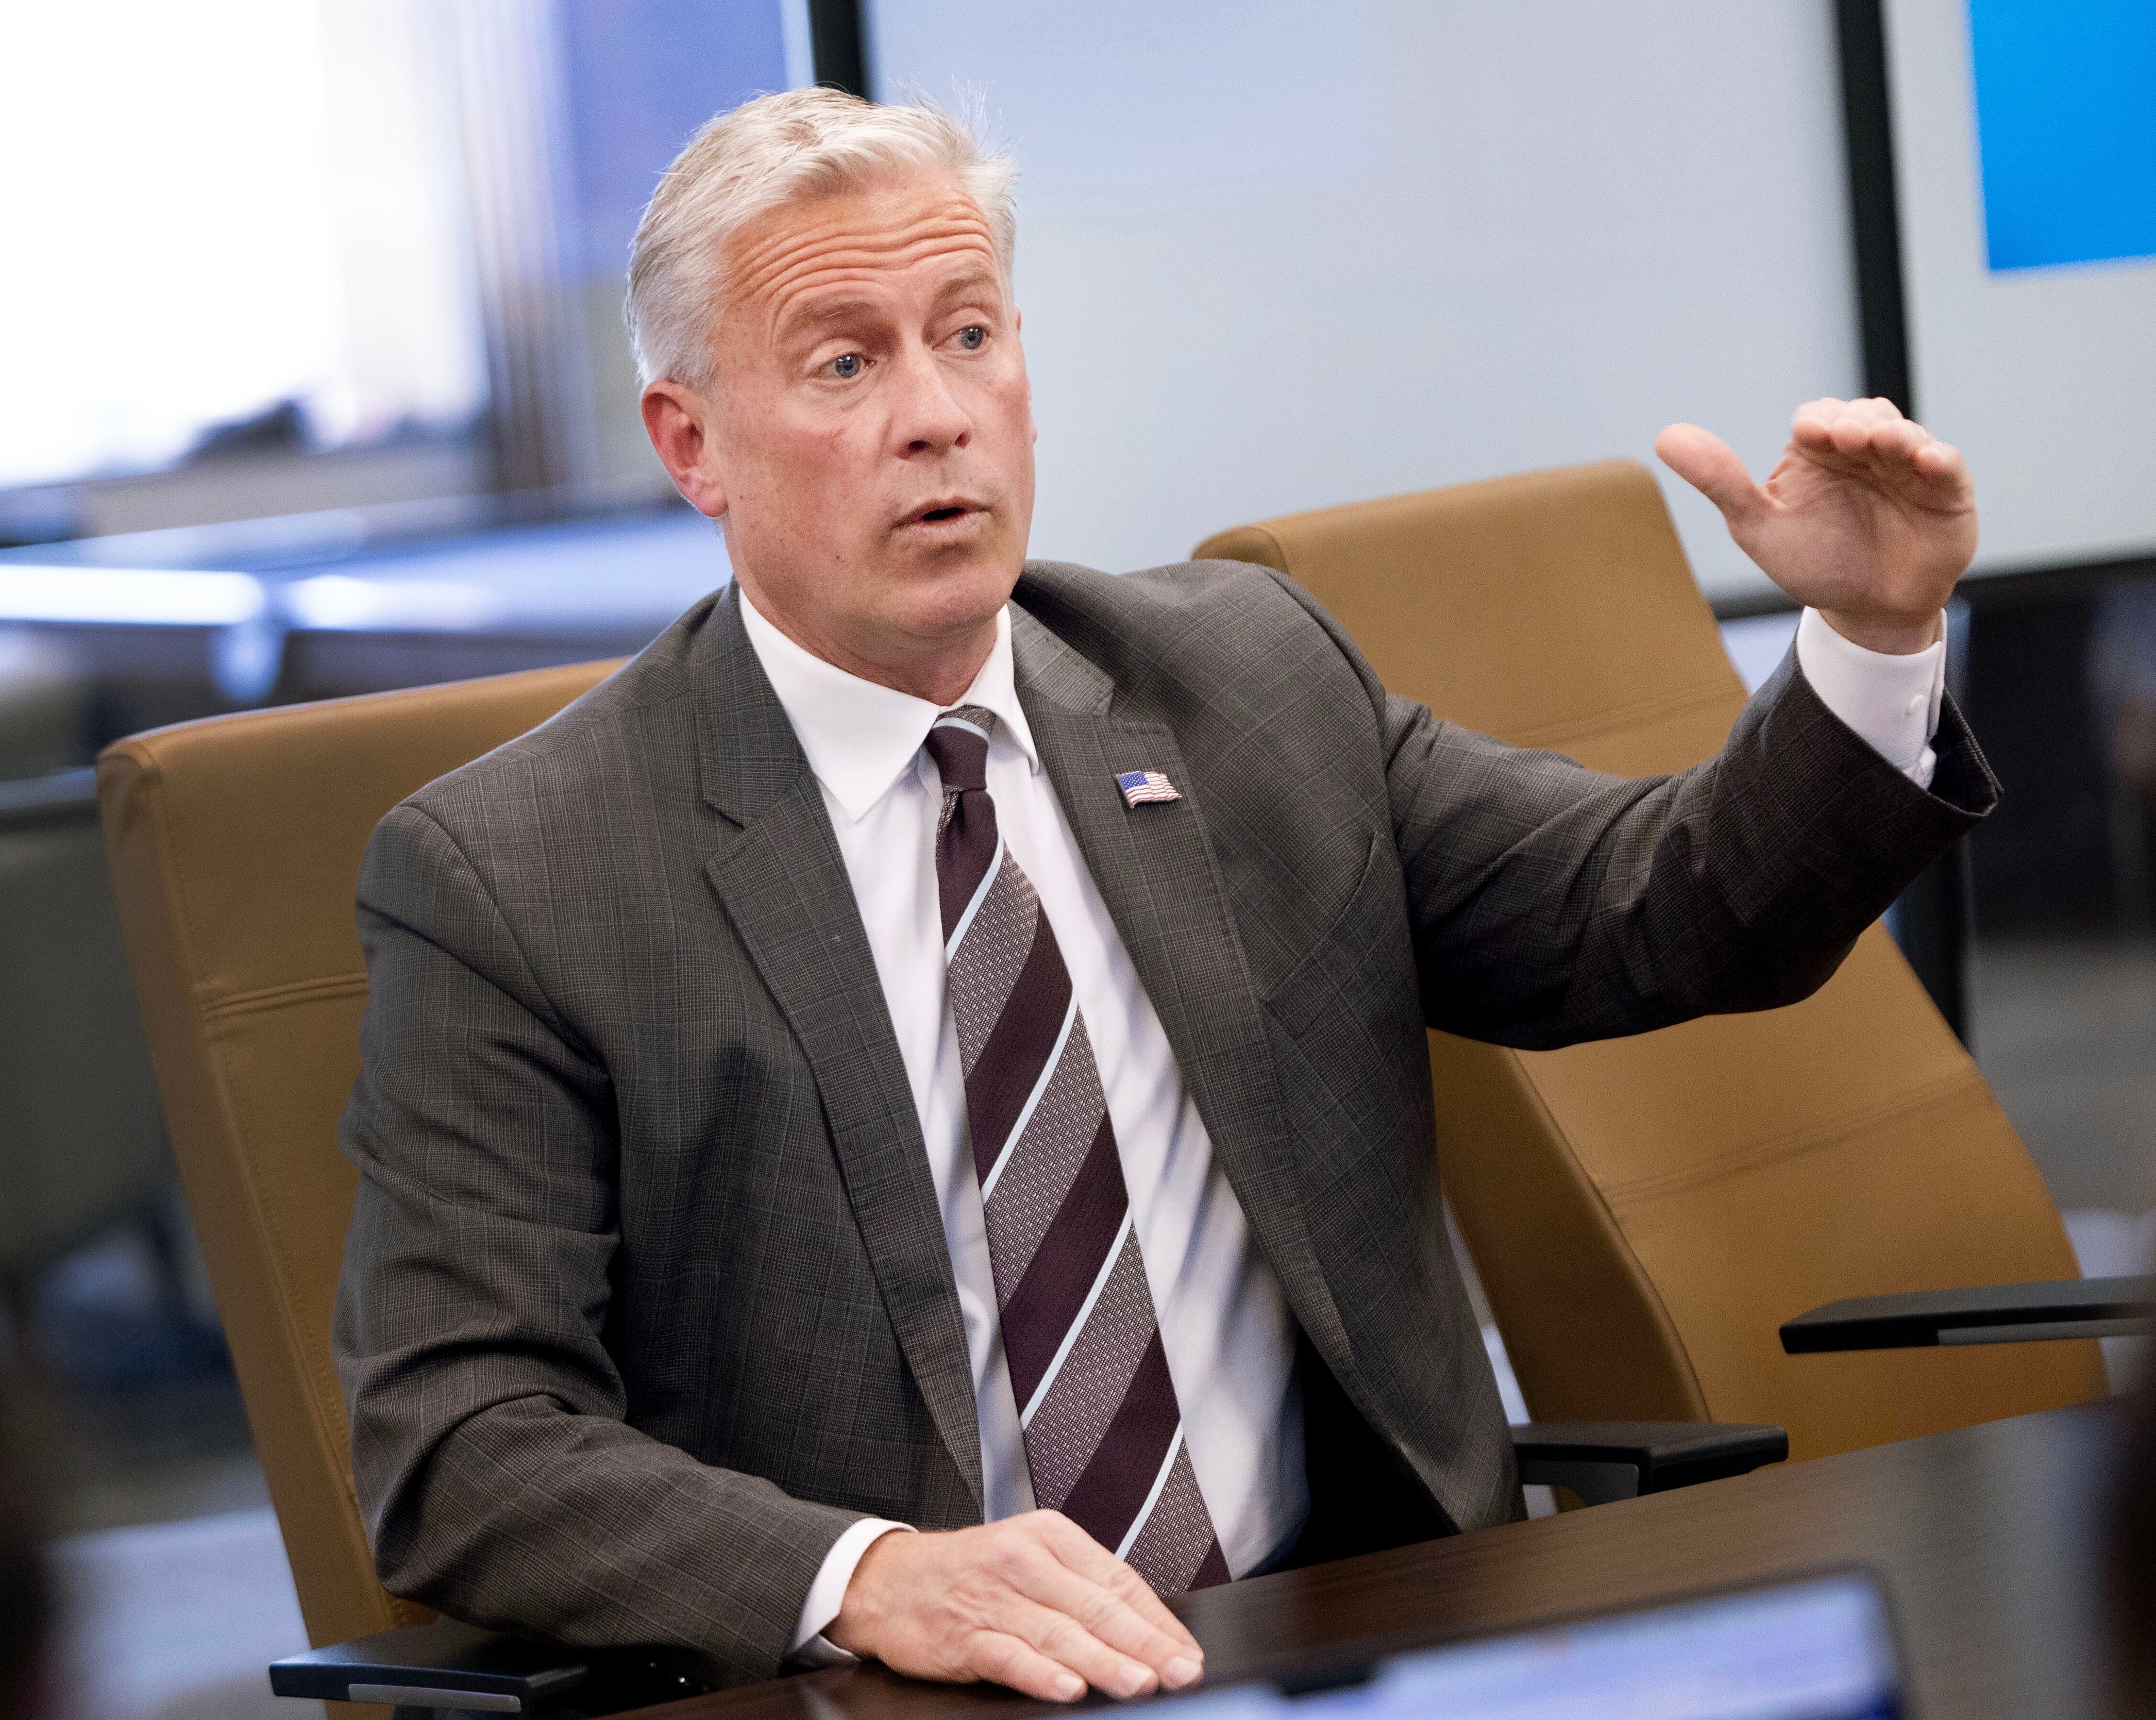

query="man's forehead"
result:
[726,175,1001,322]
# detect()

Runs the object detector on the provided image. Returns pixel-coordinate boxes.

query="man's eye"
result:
[954,326,986,351]
[829,352,864,379]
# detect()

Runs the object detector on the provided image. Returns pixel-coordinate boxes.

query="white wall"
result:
[868,0,1864,602]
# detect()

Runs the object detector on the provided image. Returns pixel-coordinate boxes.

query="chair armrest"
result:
[1509,1421,1788,1507]
[0,768,99,835]
[268,1619,712,1714]
[1780,1275,2156,1354]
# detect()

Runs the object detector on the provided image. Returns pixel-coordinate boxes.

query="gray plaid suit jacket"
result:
[334,558,1993,1685]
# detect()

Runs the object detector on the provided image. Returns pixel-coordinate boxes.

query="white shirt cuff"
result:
[785,1518,912,1668]
[1793,607,1947,790]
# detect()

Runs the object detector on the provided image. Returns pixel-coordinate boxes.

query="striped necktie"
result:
[925,705,1229,1595]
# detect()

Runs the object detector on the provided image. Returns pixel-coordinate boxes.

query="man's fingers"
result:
[1906,437,1975,508]
[1876,420,1959,481]
[1852,415,1921,481]
[1031,1512,1202,1656]
[1831,402,1915,459]
[1654,422,1763,528]
[1020,1555,1202,1686]
[1848,415,1972,506]
[1829,400,1888,456]
[969,1630,1090,1704]
[1885,418,1930,458]
[1915,439,1965,479]
[1802,396,1854,437]
[1001,1595,1161,1698]
[1790,395,1859,448]
[1098,1559,1203,1663]
[1793,396,1891,451]
[1794,400,1963,498]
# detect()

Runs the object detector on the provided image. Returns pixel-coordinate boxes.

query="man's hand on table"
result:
[825,1509,1206,1702]
[1656,396,1977,656]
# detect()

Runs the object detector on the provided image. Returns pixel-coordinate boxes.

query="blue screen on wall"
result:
[1966,0,2156,272]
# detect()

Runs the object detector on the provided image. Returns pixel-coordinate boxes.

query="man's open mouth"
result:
[907,498,980,526]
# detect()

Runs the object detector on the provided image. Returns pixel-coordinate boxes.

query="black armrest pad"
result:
[269,1620,592,1704]
[268,1620,714,1711]
[0,768,99,836]
[1510,1420,1788,1494]
[1780,1275,2156,1353]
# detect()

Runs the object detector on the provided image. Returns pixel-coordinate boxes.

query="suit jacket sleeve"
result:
[1257,567,1994,1050]
[333,800,866,1683]
[1371,647,1995,1050]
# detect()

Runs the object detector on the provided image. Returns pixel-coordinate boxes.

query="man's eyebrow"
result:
[930,267,1004,308]
[774,270,1006,345]
[775,295,882,342]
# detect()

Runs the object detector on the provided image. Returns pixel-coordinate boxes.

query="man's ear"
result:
[1014,310,1038,447]
[642,381,729,519]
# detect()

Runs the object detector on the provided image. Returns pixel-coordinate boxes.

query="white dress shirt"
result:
[740,590,1947,1661]
[1794,606,1946,787]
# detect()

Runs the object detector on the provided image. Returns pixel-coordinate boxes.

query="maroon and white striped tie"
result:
[926,706,1230,1595]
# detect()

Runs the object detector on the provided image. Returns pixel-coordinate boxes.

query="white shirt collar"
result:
[737,586,1042,824]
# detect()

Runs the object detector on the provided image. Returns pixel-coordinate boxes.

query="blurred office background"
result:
[0,1,2150,1714]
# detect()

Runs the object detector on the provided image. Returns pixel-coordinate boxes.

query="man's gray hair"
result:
[626,87,1017,390]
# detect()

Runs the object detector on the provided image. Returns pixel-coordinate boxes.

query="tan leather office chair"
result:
[1196,460,2108,1463]
[96,658,622,1672]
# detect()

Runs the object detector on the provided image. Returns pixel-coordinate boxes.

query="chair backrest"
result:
[1196,461,2106,1461]
[97,658,620,1651]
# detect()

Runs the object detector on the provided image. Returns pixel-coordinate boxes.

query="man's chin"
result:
[883,546,1024,633]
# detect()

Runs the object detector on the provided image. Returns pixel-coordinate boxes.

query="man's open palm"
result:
[1656,397,1976,655]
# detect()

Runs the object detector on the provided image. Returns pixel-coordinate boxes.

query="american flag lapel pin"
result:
[1115,769,1181,807]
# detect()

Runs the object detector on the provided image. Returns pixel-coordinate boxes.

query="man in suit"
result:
[334,89,1987,1699]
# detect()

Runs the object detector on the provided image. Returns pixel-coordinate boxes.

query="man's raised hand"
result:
[1655,397,1976,655]
[826,1510,1206,1702]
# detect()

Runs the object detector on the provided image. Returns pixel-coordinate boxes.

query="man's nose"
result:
[888,343,972,457]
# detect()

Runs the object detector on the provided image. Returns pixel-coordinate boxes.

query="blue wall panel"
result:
[1967,0,2156,271]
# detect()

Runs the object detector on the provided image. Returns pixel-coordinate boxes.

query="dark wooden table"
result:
[627,1400,2133,1720]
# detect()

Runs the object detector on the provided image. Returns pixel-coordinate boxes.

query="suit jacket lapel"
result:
[1009,606,1355,1378]
[692,589,983,1513]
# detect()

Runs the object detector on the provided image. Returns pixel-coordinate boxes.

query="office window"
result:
[553,0,809,494]
[0,0,486,492]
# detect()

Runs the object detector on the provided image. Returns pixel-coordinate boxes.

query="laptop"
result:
[1169,1571,1905,1720]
